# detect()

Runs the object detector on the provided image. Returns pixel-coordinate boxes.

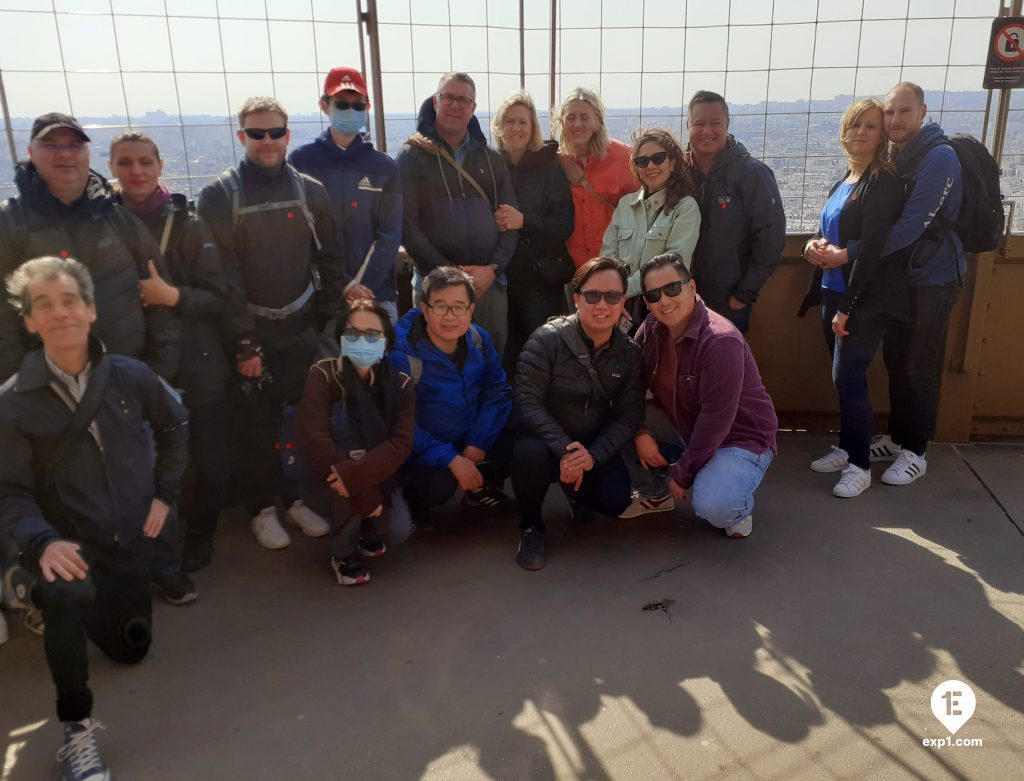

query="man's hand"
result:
[345,283,375,301]
[495,204,524,231]
[728,295,747,311]
[449,454,484,491]
[327,470,349,497]
[143,498,171,538]
[668,479,688,501]
[562,441,594,472]
[832,312,850,337]
[139,259,181,307]
[39,540,89,583]
[462,445,486,464]
[634,432,668,469]
[366,505,383,518]
[238,355,262,378]
[461,265,496,298]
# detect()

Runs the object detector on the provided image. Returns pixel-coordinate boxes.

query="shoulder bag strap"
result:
[407,132,491,203]
[558,156,617,211]
[43,357,111,474]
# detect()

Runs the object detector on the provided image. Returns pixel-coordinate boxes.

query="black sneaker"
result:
[357,540,387,558]
[152,571,198,605]
[2,564,37,610]
[331,555,370,586]
[181,540,213,574]
[516,527,545,571]
[464,485,516,512]
[57,718,110,781]
[569,501,596,526]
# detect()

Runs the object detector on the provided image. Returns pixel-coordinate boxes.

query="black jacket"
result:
[0,340,189,560]
[798,168,909,323]
[504,141,575,291]
[127,193,232,406]
[688,137,786,311]
[196,158,346,352]
[514,314,644,467]
[396,97,519,274]
[0,163,181,382]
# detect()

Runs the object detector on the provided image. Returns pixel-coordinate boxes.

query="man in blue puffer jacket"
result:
[289,67,403,322]
[388,267,514,525]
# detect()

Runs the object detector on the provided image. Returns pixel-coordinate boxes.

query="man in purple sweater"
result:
[620,253,777,538]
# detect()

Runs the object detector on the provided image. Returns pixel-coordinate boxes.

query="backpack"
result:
[217,164,322,250]
[403,325,484,383]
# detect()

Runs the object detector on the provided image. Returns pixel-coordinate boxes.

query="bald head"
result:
[883,83,927,150]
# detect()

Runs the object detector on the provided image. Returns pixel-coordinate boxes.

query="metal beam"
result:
[0,68,19,173]
[362,0,388,153]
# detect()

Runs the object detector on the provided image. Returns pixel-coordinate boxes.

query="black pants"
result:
[506,285,566,377]
[509,434,632,530]
[180,400,231,545]
[882,282,960,455]
[299,482,384,560]
[27,539,155,722]
[402,425,515,514]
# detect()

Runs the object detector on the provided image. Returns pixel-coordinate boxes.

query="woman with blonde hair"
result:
[492,90,574,369]
[798,97,908,498]
[551,87,636,268]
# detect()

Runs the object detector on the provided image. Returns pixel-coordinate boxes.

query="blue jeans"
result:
[882,283,960,455]
[624,402,773,529]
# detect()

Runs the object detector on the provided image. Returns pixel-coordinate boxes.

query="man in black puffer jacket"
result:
[0,112,181,383]
[512,258,645,571]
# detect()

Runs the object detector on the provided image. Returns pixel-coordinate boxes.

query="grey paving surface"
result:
[1,437,1023,780]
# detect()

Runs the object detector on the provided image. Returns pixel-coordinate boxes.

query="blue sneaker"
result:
[57,719,110,781]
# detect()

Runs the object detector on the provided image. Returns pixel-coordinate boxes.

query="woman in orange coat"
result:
[551,87,637,268]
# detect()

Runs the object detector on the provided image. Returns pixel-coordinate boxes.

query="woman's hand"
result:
[804,238,829,266]
[327,470,349,497]
[819,244,849,269]
[495,204,524,232]
[139,259,180,307]
[832,312,850,337]
[635,432,668,469]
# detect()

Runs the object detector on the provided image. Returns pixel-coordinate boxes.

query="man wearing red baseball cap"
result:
[290,67,403,323]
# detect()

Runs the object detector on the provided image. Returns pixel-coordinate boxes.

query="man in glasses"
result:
[388,266,514,527]
[198,97,347,550]
[289,67,403,323]
[512,257,645,570]
[396,71,518,358]
[620,253,776,539]
[685,91,786,333]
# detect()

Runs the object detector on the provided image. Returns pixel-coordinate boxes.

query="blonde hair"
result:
[839,98,892,175]
[551,87,609,158]
[237,96,288,128]
[491,90,544,153]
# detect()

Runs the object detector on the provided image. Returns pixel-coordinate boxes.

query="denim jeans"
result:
[624,401,773,529]
[883,282,960,455]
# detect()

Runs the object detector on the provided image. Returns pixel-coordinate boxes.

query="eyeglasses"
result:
[643,280,688,304]
[36,141,87,154]
[342,327,385,343]
[633,151,669,168]
[242,127,288,140]
[331,99,368,112]
[424,302,471,317]
[438,93,475,108]
[577,289,625,305]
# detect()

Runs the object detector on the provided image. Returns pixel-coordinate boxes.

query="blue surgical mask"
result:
[341,336,384,369]
[330,106,367,136]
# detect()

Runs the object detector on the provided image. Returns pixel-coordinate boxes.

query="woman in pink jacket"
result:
[552,87,637,268]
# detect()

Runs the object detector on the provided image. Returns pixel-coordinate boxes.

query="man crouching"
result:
[0,256,188,781]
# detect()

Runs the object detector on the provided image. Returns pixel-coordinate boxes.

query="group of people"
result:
[0,67,965,781]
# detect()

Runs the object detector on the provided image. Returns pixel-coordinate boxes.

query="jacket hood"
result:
[14,161,113,218]
[709,136,750,173]
[315,128,375,156]
[895,121,946,169]
[415,96,487,148]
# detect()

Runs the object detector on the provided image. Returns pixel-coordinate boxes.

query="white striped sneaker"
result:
[881,451,927,485]
[869,434,903,462]
[811,446,849,473]
[833,464,871,498]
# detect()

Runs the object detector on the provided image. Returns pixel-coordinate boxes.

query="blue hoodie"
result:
[289,131,402,302]
[387,309,512,468]
[848,122,965,287]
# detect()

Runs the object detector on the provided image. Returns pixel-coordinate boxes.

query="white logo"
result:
[357,176,382,192]
[931,680,976,735]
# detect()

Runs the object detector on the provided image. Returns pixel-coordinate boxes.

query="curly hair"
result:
[629,127,696,211]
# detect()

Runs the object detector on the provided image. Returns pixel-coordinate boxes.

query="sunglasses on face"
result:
[578,289,625,305]
[242,127,288,140]
[342,327,385,343]
[643,280,688,304]
[331,99,368,111]
[633,151,669,168]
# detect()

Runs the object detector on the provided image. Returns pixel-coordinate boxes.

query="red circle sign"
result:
[994,23,1024,63]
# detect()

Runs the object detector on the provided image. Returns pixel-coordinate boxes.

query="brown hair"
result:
[109,129,160,160]
[571,257,627,293]
[237,96,288,128]
[629,127,696,210]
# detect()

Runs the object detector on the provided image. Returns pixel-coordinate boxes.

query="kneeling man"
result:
[622,253,777,537]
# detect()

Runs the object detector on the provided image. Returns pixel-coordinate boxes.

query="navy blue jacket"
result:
[395,98,518,277]
[0,342,189,559]
[289,131,402,303]
[387,310,511,468]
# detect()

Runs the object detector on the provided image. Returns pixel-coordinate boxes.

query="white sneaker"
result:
[724,515,753,538]
[286,501,331,538]
[811,446,849,473]
[251,506,290,549]
[833,464,871,498]
[618,491,675,519]
[869,434,903,462]
[882,451,927,485]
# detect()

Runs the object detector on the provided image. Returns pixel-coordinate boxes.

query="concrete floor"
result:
[1,436,1023,781]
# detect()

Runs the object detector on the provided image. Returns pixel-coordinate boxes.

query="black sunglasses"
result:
[578,289,625,305]
[633,151,669,168]
[243,127,288,140]
[643,280,688,304]
[331,99,368,111]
